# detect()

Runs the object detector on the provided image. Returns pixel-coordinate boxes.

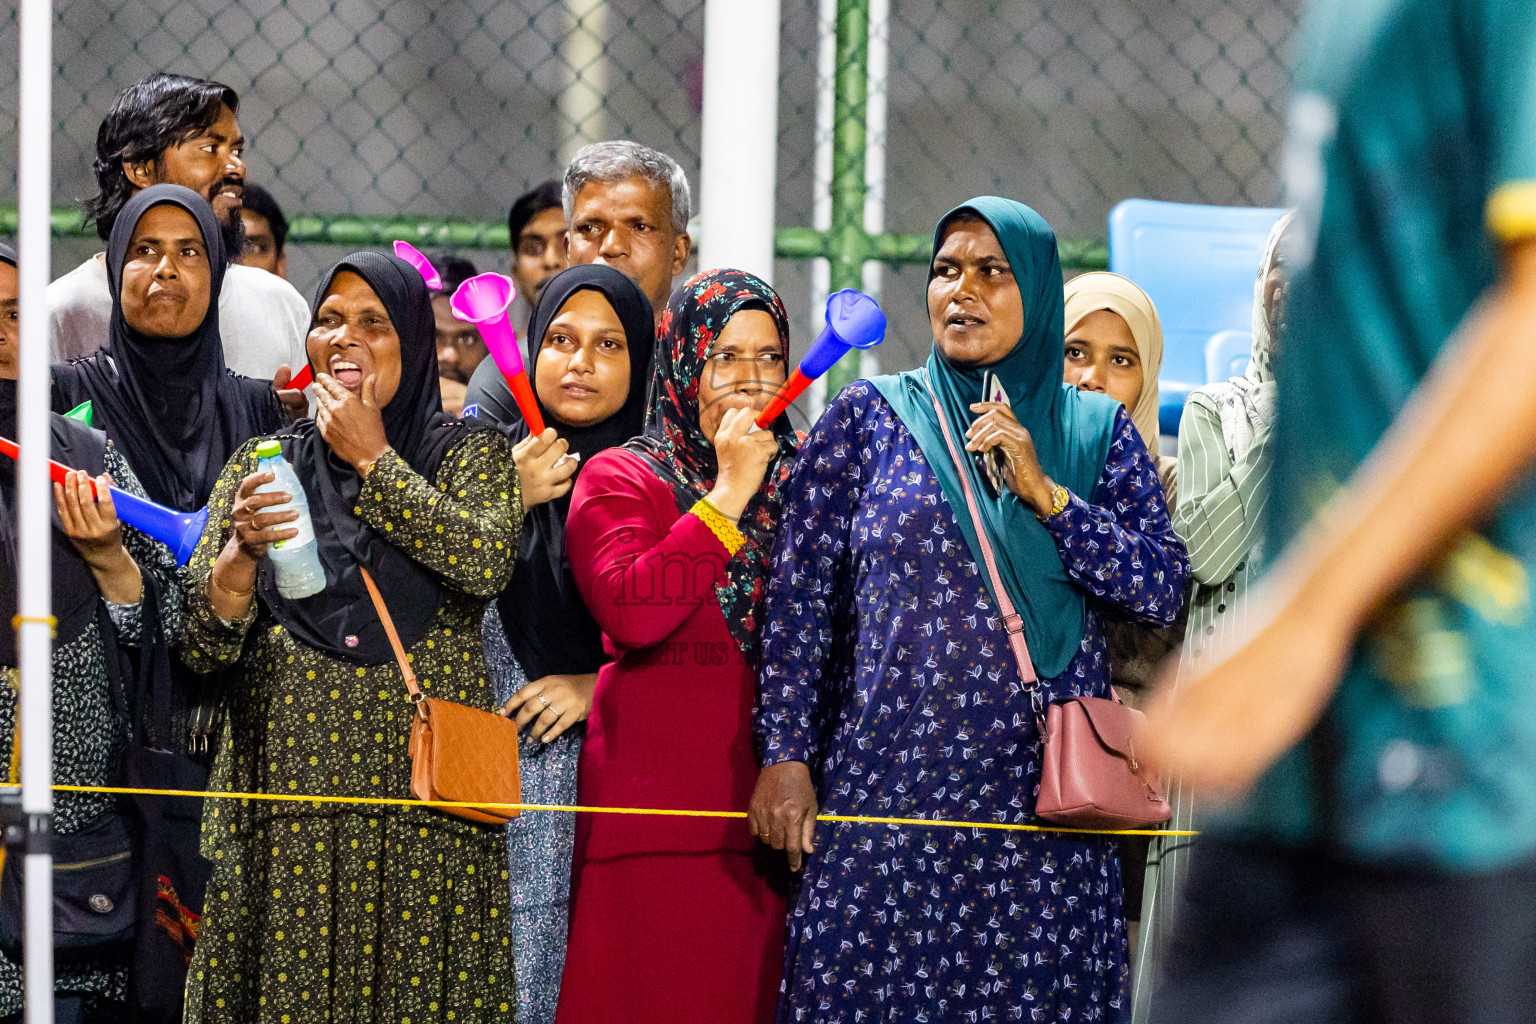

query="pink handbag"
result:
[928,390,1171,831]
[1035,696,1170,829]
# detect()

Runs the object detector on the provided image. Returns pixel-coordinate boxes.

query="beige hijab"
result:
[1218,209,1294,464]
[1063,272,1177,504]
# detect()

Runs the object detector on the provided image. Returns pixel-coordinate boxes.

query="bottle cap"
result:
[255,439,283,459]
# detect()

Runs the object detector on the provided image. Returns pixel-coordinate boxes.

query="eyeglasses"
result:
[704,351,786,368]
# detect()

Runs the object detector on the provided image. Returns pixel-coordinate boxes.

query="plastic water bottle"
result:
[253,439,326,598]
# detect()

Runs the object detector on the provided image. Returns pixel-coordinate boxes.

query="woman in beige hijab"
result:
[1063,272,1177,506]
[1061,272,1182,966]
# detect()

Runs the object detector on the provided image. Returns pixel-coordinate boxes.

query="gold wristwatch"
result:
[1038,483,1070,521]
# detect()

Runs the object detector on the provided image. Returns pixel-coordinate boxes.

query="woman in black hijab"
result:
[178,250,522,1024]
[472,263,652,1024]
[52,184,285,511]
[52,184,292,760]
[0,244,183,1022]
[497,264,655,702]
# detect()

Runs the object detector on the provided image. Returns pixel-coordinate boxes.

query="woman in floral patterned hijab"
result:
[623,268,800,660]
[557,268,799,1024]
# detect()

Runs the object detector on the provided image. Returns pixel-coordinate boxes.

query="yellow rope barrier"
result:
[48,784,1195,837]
[10,614,56,637]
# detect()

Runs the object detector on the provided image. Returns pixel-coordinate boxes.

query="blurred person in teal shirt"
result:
[1142,2,1536,1022]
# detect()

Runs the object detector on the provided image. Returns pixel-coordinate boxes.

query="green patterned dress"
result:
[180,433,522,1024]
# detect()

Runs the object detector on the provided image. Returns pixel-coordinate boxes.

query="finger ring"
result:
[537,693,551,707]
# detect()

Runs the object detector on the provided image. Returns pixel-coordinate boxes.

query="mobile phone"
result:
[976,372,1011,498]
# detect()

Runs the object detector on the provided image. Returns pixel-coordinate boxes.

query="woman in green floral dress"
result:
[180,251,522,1023]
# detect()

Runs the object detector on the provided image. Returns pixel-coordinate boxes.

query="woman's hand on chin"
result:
[706,406,779,521]
[512,428,578,508]
[314,372,389,473]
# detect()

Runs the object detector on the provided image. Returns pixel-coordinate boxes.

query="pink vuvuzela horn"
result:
[393,240,443,290]
[450,273,546,435]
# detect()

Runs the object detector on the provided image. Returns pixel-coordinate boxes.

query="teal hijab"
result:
[872,197,1120,679]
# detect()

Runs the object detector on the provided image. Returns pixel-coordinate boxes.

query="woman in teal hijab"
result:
[876,196,1136,678]
[750,197,1188,1022]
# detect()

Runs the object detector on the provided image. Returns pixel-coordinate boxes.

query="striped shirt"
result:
[1132,380,1275,1017]
[1173,385,1274,666]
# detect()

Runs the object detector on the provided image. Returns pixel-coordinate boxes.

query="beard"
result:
[208,178,246,265]
[217,205,246,266]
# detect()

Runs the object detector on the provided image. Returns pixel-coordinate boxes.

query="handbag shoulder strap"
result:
[359,567,422,700]
[926,390,1038,685]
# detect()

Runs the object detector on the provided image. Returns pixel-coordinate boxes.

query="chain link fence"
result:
[1,0,1300,371]
[3,0,707,290]
[776,0,1299,366]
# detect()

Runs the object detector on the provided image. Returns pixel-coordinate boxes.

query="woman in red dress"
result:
[557,269,797,1023]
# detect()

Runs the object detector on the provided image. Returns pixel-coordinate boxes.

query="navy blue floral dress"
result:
[756,383,1187,1024]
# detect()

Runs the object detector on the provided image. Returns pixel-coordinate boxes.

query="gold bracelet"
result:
[1038,483,1071,521]
[211,573,255,600]
[357,454,381,479]
[691,498,746,556]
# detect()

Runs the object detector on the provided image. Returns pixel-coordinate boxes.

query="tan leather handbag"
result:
[927,390,1170,832]
[360,568,521,825]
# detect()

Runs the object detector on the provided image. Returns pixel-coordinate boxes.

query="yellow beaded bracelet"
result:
[691,498,745,556]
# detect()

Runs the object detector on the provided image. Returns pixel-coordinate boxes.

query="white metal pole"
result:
[808,0,837,416]
[698,0,782,283]
[16,0,55,1018]
[859,0,888,378]
[559,0,610,165]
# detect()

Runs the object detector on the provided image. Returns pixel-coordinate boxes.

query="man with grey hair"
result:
[563,140,691,326]
[464,140,691,423]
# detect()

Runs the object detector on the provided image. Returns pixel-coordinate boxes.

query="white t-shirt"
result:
[47,254,311,380]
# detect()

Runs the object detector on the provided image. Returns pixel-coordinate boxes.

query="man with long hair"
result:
[47,72,310,383]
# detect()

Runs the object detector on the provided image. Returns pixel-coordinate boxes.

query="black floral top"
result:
[0,445,183,1015]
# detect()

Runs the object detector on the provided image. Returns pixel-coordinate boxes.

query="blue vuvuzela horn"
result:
[0,435,209,566]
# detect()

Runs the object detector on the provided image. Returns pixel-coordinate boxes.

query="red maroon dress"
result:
[555,447,788,1024]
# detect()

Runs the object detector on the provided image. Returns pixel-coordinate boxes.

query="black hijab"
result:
[496,264,654,680]
[50,184,283,511]
[259,251,481,664]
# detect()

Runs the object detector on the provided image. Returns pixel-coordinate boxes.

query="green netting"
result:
[0,0,1300,371]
